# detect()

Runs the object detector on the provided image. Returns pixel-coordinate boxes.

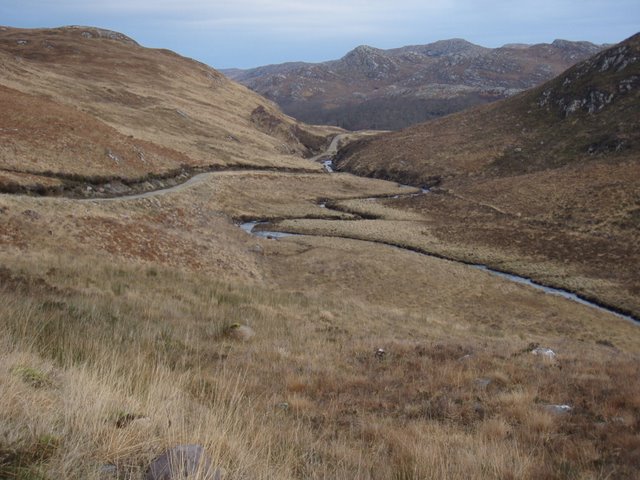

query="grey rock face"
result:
[146,445,220,480]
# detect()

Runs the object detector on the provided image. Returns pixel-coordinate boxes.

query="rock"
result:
[531,347,556,359]
[227,324,255,341]
[146,445,221,480]
[249,244,263,254]
[99,464,118,479]
[22,209,41,220]
[543,404,572,415]
[115,412,148,428]
[473,402,486,419]
[474,378,492,389]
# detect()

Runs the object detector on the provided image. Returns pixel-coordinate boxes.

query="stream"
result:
[239,136,639,325]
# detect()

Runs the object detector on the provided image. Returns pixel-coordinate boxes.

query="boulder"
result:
[146,445,221,480]
[227,324,255,341]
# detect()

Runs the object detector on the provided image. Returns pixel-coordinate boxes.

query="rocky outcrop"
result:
[537,35,640,117]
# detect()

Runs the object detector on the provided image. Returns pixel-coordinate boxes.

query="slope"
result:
[0,26,331,194]
[2,27,640,480]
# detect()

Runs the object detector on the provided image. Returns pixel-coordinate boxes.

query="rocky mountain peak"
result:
[340,44,398,79]
[341,45,387,63]
[419,38,484,56]
[229,36,608,130]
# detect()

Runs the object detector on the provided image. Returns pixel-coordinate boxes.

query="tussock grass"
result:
[1,247,639,479]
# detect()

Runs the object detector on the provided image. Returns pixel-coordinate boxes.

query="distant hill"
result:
[0,26,330,193]
[224,38,603,130]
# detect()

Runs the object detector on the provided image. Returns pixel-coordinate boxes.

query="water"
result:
[238,183,637,324]
[240,221,298,239]
[322,160,334,172]
[473,265,637,323]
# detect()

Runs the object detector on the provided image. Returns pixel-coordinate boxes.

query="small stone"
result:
[146,445,220,480]
[22,209,41,220]
[249,244,263,254]
[474,378,491,389]
[276,402,289,411]
[99,464,118,479]
[531,347,556,359]
[543,404,572,415]
[227,324,255,341]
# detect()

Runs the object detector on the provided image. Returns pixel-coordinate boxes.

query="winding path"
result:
[82,172,213,202]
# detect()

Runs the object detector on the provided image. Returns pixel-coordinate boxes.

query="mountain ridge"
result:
[224,38,604,130]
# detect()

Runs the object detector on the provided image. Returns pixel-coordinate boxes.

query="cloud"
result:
[2,0,638,67]
[11,0,453,30]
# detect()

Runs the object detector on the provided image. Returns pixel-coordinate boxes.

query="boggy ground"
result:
[273,159,640,319]
[2,166,640,479]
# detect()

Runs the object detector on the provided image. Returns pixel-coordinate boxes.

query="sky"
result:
[1,1,639,69]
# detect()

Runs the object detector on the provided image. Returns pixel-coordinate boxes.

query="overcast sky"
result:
[2,1,639,68]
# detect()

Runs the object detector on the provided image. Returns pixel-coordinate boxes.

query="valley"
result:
[1,26,639,480]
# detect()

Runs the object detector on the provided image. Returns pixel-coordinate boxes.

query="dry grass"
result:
[1,246,639,479]
[1,139,639,479]
[333,36,640,319]
[2,159,640,478]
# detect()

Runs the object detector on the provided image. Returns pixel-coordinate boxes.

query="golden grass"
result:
[271,182,640,319]
[2,247,639,479]
[2,26,639,480]
[332,37,640,320]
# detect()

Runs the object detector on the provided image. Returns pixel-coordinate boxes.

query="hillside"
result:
[0,26,333,195]
[336,33,640,316]
[225,38,603,130]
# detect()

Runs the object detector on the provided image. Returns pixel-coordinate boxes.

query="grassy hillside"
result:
[0,26,334,193]
[337,33,639,181]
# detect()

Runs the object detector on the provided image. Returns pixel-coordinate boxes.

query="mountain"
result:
[335,33,640,316]
[224,38,604,130]
[0,26,331,195]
